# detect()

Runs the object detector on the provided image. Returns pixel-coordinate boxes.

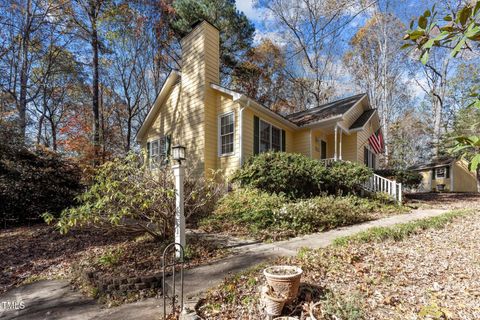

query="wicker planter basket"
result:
[263,293,286,317]
[264,266,303,302]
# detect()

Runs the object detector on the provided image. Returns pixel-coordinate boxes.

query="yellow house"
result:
[136,21,383,178]
[410,157,478,193]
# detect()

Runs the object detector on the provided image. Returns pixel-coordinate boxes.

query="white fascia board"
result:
[136,70,180,142]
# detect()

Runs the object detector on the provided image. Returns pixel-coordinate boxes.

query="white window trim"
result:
[436,167,446,178]
[258,118,284,153]
[218,111,235,157]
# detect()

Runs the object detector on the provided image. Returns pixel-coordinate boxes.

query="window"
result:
[436,167,445,178]
[321,140,327,160]
[258,119,284,153]
[364,147,376,169]
[219,112,234,155]
[148,136,168,169]
[271,126,281,151]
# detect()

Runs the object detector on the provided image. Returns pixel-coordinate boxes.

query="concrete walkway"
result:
[0,208,448,320]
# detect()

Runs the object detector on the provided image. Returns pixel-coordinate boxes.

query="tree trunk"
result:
[126,115,132,153]
[477,166,480,193]
[91,10,100,166]
[432,97,442,157]
[36,114,44,145]
[50,118,57,151]
[18,0,32,141]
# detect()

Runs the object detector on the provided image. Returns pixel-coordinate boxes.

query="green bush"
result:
[324,161,372,195]
[231,152,328,198]
[231,152,372,198]
[0,142,83,227]
[201,188,287,234]
[374,169,422,188]
[47,153,224,240]
[275,195,376,234]
[201,189,400,239]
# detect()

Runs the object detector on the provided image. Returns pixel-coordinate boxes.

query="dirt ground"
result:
[405,192,480,210]
[198,210,480,319]
[0,225,229,296]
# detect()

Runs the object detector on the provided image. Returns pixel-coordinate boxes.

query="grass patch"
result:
[333,209,472,246]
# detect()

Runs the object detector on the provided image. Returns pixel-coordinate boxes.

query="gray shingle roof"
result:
[286,93,366,126]
[409,157,455,170]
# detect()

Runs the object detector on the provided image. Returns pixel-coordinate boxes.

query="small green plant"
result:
[334,209,471,246]
[97,249,123,267]
[321,292,364,320]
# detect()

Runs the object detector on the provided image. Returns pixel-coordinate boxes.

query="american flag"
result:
[368,130,384,154]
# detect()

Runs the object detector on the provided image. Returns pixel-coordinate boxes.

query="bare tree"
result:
[65,0,111,165]
[415,51,451,157]
[0,0,65,141]
[343,7,413,164]
[256,0,376,109]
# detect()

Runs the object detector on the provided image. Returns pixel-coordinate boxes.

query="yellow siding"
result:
[143,21,221,177]
[341,132,357,162]
[202,23,221,176]
[419,170,432,191]
[431,177,451,191]
[311,130,327,159]
[242,108,294,162]
[292,129,311,156]
[452,160,477,192]
[140,22,391,179]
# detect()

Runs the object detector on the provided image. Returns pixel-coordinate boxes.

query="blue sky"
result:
[234,0,440,101]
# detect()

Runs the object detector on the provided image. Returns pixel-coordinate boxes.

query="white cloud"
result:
[236,0,262,21]
[253,30,288,47]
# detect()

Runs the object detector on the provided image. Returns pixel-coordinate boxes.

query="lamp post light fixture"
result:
[172,145,186,164]
[172,144,186,258]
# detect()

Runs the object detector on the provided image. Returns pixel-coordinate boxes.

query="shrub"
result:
[274,195,375,234]
[374,169,422,188]
[231,153,373,198]
[201,188,288,234]
[47,153,224,240]
[0,142,83,227]
[324,161,372,195]
[231,152,328,198]
[201,190,399,239]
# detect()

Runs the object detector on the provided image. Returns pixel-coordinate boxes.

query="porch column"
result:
[334,125,338,160]
[339,128,343,160]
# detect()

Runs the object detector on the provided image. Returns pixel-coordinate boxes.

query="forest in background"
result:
[0,0,479,170]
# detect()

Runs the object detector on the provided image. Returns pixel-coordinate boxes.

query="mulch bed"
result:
[198,211,480,319]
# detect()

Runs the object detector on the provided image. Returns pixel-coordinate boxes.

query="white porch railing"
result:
[363,173,403,203]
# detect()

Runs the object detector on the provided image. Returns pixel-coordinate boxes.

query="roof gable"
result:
[349,109,377,130]
[136,71,180,142]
